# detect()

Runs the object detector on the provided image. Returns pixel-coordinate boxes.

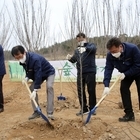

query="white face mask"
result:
[78,40,87,46]
[19,54,26,63]
[111,52,121,58]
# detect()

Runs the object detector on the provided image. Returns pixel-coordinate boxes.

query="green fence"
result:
[8,60,119,82]
[8,61,25,81]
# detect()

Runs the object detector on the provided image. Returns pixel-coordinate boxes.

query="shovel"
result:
[24,81,54,129]
[57,68,66,100]
[85,76,120,124]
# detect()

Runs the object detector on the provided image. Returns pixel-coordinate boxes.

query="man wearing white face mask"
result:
[111,52,121,58]
[11,45,55,120]
[66,33,97,116]
[19,54,26,63]
[103,37,140,122]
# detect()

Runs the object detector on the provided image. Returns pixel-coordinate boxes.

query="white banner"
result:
[8,59,119,82]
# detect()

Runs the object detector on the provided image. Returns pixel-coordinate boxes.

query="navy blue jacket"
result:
[20,52,55,89]
[103,42,140,87]
[0,45,6,75]
[68,43,96,75]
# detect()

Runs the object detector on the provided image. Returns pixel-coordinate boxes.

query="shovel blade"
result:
[36,107,54,129]
[85,106,97,124]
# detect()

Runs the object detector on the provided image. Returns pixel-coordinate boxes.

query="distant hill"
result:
[4,35,140,60]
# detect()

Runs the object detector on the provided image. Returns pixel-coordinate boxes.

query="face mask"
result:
[78,40,86,46]
[111,52,121,58]
[19,54,26,63]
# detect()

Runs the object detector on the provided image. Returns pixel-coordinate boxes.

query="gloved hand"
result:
[22,77,29,84]
[66,54,72,60]
[119,73,125,80]
[78,40,86,46]
[102,87,110,96]
[77,47,86,54]
[30,89,37,100]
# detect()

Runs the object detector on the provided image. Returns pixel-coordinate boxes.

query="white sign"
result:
[8,59,119,82]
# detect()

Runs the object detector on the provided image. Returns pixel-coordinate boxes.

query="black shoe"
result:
[76,110,89,116]
[0,108,4,113]
[119,114,135,122]
[28,111,40,120]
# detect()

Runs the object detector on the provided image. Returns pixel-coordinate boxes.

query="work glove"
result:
[77,47,86,54]
[119,73,125,80]
[66,54,72,60]
[22,77,29,84]
[30,89,37,100]
[102,87,110,97]
[78,40,86,47]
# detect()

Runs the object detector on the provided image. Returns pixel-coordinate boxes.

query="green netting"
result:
[8,61,25,81]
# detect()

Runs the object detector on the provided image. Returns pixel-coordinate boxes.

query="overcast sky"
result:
[0,0,132,33]
[1,0,133,34]
[0,0,71,32]
[0,0,139,49]
[0,0,73,47]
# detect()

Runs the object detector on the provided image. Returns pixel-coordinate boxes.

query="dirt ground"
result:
[0,63,140,140]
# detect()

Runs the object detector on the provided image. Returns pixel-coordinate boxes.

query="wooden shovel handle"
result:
[24,81,38,108]
[96,76,121,107]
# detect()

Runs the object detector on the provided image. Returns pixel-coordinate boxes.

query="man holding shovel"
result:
[11,45,55,120]
[103,37,140,122]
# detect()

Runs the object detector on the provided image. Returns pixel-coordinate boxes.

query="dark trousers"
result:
[120,75,140,115]
[0,75,4,108]
[77,73,96,111]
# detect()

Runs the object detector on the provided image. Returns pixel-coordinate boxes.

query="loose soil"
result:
[0,63,140,140]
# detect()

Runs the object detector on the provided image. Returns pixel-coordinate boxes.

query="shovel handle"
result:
[24,81,38,108]
[96,75,121,107]
[58,68,63,93]
[85,76,121,124]
[109,76,121,91]
[23,81,54,128]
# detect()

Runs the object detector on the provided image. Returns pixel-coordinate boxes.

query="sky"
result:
[0,0,137,34]
[0,0,72,48]
[0,0,71,31]
[0,0,139,49]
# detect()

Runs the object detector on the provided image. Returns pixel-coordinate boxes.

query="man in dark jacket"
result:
[103,37,140,122]
[0,45,6,113]
[66,33,97,116]
[11,45,55,120]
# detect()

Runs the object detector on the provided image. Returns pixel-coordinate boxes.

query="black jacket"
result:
[0,45,6,75]
[68,43,96,75]
[103,42,140,87]
[20,52,55,89]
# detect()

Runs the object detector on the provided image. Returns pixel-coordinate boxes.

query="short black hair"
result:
[106,37,122,49]
[76,33,86,38]
[11,45,25,56]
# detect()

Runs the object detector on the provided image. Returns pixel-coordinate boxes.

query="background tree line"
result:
[0,0,140,60]
[5,34,140,60]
